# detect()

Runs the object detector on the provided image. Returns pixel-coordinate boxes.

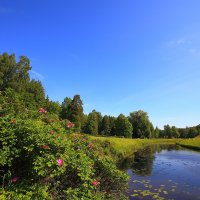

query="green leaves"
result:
[129,110,153,138]
[0,113,128,199]
[115,114,133,138]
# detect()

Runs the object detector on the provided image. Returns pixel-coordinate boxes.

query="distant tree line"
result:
[1,53,200,138]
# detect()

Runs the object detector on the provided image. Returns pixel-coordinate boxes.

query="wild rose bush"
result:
[0,110,128,199]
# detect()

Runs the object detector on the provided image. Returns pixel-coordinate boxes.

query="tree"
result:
[91,110,102,134]
[81,114,88,132]
[26,80,45,108]
[45,96,61,115]
[164,124,171,138]
[188,127,199,138]
[0,53,31,92]
[196,124,200,134]
[149,122,154,138]
[171,126,180,138]
[179,128,188,138]
[67,95,83,132]
[114,114,133,138]
[0,53,47,113]
[60,97,72,119]
[0,88,25,116]
[101,115,111,135]
[85,112,98,135]
[109,116,116,136]
[129,110,153,138]
[163,125,180,138]
[154,126,160,138]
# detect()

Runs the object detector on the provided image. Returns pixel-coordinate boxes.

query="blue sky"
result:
[1,0,200,128]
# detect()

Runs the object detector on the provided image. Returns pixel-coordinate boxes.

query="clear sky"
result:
[1,0,200,128]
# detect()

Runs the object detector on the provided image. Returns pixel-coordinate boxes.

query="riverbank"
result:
[176,138,200,150]
[90,135,180,160]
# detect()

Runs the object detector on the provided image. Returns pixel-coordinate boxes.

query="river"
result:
[125,145,200,200]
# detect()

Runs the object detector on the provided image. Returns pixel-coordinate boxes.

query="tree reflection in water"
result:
[131,144,178,176]
[119,144,179,174]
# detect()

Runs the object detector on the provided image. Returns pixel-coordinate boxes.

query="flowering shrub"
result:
[11,177,18,184]
[39,107,47,114]
[57,159,63,167]
[0,111,129,199]
[92,180,100,186]
[67,122,74,129]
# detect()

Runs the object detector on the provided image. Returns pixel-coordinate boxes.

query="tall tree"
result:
[0,53,31,92]
[114,114,133,138]
[85,112,98,135]
[81,114,88,132]
[60,97,72,119]
[188,127,199,138]
[171,126,180,138]
[91,110,102,133]
[101,115,111,135]
[154,126,160,138]
[26,80,45,108]
[164,124,171,138]
[67,95,83,131]
[45,96,61,115]
[109,116,117,136]
[0,53,46,112]
[129,110,153,138]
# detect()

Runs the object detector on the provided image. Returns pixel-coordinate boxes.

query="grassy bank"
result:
[176,138,200,150]
[90,136,180,159]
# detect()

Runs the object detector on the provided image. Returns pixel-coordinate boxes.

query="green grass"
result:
[176,138,200,150]
[89,135,180,158]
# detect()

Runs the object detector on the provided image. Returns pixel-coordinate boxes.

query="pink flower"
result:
[91,180,99,186]
[57,159,63,167]
[67,122,74,128]
[11,177,19,183]
[39,108,47,114]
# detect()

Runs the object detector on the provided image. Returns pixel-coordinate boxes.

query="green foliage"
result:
[0,53,31,92]
[26,80,45,108]
[0,88,25,117]
[188,127,199,138]
[178,126,200,138]
[154,126,160,138]
[45,96,61,115]
[164,125,180,138]
[85,112,99,135]
[171,126,180,138]
[129,110,153,138]
[60,97,72,119]
[0,53,46,111]
[1,184,50,200]
[0,112,128,199]
[164,125,172,138]
[81,114,88,132]
[101,115,111,135]
[65,95,84,132]
[115,114,133,138]
[91,110,102,134]
[109,116,117,135]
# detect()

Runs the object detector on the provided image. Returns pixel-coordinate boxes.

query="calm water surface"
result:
[125,145,200,200]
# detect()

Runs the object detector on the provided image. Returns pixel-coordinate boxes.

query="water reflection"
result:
[125,145,200,200]
[132,145,179,176]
